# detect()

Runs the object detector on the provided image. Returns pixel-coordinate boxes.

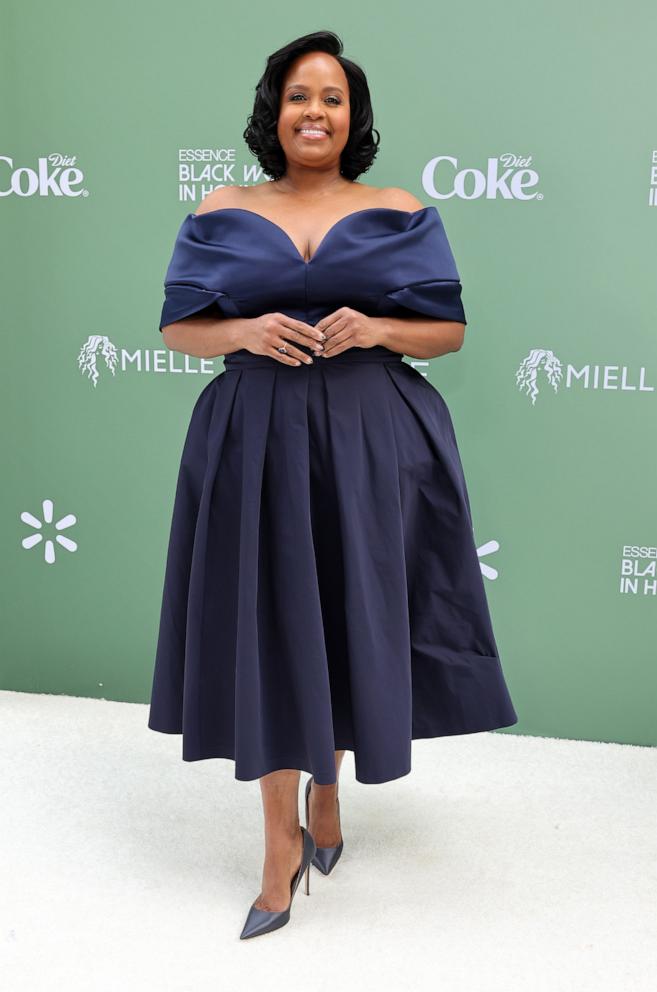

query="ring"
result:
[277,345,287,354]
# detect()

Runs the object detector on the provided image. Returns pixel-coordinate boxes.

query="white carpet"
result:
[1,689,655,992]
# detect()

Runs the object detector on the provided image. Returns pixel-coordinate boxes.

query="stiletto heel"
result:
[239,825,316,940]
[304,776,344,876]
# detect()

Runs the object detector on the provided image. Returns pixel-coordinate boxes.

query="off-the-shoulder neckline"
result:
[187,205,436,266]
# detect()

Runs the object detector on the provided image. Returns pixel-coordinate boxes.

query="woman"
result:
[148,29,518,940]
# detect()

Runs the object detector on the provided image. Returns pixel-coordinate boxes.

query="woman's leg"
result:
[251,751,346,912]
[306,749,345,847]
[252,768,304,913]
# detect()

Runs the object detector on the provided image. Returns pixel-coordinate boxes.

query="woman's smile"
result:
[295,126,330,140]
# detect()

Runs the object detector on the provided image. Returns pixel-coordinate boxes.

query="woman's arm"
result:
[374,187,466,357]
[375,315,465,359]
[161,315,246,360]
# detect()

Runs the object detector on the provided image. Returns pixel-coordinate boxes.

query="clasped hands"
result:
[296,307,381,360]
[312,307,381,357]
[245,307,384,366]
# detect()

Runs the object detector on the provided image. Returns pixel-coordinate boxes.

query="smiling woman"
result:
[242,32,379,183]
[148,28,517,940]
[286,86,343,142]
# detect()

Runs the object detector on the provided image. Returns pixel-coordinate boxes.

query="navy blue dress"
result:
[147,206,518,785]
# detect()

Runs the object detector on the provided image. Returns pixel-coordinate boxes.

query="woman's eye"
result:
[289,93,341,105]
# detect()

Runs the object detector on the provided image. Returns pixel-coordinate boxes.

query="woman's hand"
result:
[241,312,326,366]
[314,308,382,358]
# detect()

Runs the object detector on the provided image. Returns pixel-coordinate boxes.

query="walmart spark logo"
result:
[20,499,78,564]
[477,539,500,580]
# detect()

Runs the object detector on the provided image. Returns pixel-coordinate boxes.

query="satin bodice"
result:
[158,205,467,364]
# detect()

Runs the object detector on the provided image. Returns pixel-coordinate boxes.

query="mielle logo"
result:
[516,348,654,405]
[0,154,88,197]
[422,154,542,200]
[77,336,215,387]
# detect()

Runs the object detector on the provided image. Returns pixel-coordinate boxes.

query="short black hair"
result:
[243,30,380,181]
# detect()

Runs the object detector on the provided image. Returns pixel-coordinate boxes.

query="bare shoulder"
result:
[194,185,250,216]
[376,186,426,212]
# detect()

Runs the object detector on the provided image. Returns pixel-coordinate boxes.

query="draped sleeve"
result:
[158,213,241,332]
[377,207,467,324]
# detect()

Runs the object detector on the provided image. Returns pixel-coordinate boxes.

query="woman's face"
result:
[277,51,351,172]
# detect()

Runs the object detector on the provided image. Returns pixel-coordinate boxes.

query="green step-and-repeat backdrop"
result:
[2,2,655,746]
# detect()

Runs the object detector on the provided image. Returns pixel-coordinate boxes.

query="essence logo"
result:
[0,154,88,198]
[516,348,654,405]
[77,336,216,386]
[619,546,656,597]
[20,498,78,565]
[422,154,542,201]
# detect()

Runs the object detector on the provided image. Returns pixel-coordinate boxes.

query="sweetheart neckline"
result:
[187,205,434,266]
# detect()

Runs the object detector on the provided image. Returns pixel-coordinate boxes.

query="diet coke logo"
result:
[0,154,88,198]
[422,154,542,200]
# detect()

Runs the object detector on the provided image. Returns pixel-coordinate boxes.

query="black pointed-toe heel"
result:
[304,776,344,876]
[239,825,316,940]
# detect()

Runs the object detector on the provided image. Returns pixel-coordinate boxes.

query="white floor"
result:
[1,689,655,992]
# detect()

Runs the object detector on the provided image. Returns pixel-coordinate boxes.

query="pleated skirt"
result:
[147,347,518,784]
